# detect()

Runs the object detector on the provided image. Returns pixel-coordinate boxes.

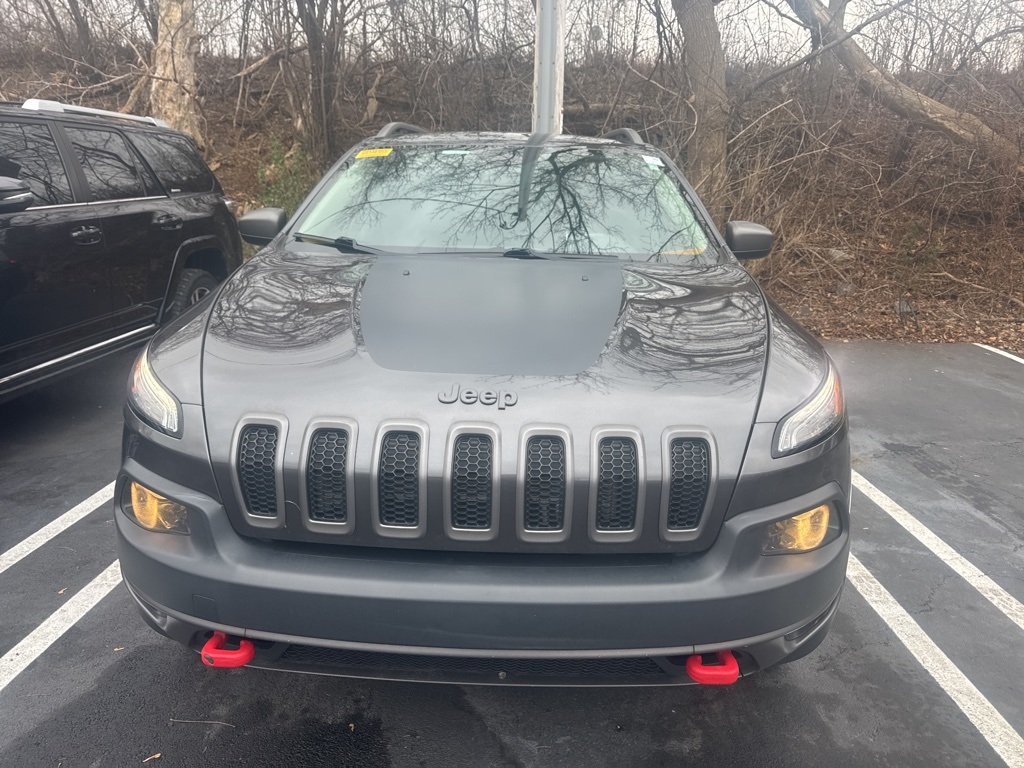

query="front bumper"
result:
[116,461,849,685]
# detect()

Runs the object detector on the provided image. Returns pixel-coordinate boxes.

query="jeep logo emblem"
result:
[438,385,517,409]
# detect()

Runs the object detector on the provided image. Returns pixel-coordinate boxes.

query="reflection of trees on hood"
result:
[208,251,371,351]
[590,264,767,396]
[302,144,714,262]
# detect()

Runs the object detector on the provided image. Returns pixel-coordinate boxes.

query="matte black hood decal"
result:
[359,255,623,375]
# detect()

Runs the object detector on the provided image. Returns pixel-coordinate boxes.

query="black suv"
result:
[0,99,241,401]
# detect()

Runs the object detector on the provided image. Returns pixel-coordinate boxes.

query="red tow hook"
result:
[201,631,255,668]
[685,650,740,685]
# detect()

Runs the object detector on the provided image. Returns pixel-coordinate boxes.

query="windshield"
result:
[292,144,716,263]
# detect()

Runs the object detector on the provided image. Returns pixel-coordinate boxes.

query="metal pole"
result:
[532,0,565,134]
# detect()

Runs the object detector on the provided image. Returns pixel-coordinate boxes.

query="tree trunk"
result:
[149,0,202,144]
[295,0,344,165]
[809,0,846,119]
[671,0,728,221]
[787,0,1023,172]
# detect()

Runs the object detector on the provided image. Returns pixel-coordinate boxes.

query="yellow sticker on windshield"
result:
[356,147,393,158]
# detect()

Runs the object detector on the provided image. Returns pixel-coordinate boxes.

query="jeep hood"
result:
[200,247,768,487]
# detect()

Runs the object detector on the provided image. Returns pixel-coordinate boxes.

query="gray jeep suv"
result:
[115,124,849,686]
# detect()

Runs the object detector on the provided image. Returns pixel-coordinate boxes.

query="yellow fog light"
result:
[128,482,189,534]
[763,504,832,554]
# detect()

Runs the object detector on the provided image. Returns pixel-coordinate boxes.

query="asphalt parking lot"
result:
[0,340,1022,767]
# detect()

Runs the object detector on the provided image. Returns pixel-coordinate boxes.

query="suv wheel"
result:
[166,268,219,320]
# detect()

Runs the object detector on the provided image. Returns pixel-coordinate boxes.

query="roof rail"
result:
[375,122,427,139]
[21,99,170,128]
[601,128,644,145]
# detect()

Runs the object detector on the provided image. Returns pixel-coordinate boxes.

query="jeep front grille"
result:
[230,418,717,550]
[450,434,493,529]
[378,431,421,527]
[666,438,710,530]
[523,435,567,530]
[307,428,349,522]
[237,424,279,517]
[595,437,639,530]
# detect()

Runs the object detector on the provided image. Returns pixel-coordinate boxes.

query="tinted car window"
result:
[0,121,73,206]
[294,145,714,263]
[130,132,214,193]
[64,126,146,201]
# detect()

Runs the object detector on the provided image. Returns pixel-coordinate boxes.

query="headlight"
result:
[129,346,182,436]
[127,481,189,534]
[775,361,844,456]
[763,504,837,554]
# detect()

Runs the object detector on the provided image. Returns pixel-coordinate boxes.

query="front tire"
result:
[165,268,218,320]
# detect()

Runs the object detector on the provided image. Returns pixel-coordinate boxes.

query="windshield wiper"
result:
[502,247,549,260]
[294,233,383,255]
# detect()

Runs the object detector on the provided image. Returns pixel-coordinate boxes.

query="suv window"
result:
[294,145,714,263]
[130,132,214,193]
[0,121,73,206]
[64,126,147,201]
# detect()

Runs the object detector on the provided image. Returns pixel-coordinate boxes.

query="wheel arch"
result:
[158,236,226,323]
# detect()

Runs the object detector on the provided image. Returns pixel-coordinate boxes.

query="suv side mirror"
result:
[725,221,774,261]
[238,208,288,246]
[0,177,34,214]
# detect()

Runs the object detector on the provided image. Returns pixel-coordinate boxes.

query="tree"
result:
[786,0,1023,172]
[149,0,202,143]
[671,0,728,221]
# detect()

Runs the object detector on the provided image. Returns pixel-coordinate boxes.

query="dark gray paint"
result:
[725,220,775,261]
[116,131,852,680]
[237,207,287,245]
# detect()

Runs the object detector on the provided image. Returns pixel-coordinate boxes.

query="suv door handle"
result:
[154,213,183,231]
[70,226,102,246]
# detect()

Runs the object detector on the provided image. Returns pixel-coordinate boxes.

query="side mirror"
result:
[725,221,774,261]
[0,177,34,214]
[238,207,288,246]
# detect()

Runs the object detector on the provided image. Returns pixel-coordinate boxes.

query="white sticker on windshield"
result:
[642,154,665,167]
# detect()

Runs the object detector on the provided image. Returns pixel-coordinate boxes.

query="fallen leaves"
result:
[142,754,161,763]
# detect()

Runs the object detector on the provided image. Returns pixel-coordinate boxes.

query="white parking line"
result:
[852,471,1024,634]
[0,482,115,576]
[0,560,122,694]
[848,554,1024,766]
[974,343,1024,366]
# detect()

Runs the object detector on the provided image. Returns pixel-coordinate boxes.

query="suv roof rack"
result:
[601,128,644,145]
[20,98,170,128]
[375,122,427,139]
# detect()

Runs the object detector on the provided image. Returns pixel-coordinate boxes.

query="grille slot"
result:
[666,438,710,530]
[595,437,639,531]
[523,435,567,531]
[451,434,494,529]
[306,428,349,523]
[378,431,421,527]
[237,424,279,517]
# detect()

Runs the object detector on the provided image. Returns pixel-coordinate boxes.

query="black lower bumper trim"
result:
[275,645,673,684]
[126,578,843,686]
